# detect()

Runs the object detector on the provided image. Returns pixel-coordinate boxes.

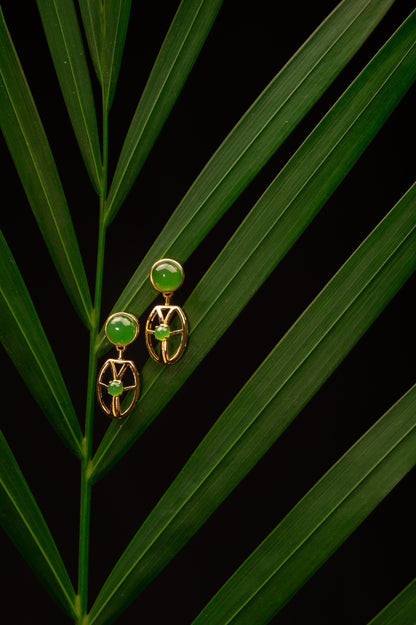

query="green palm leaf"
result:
[101,0,396,309]
[101,0,132,110]
[87,173,416,624]
[0,429,77,619]
[77,0,103,82]
[366,578,416,625]
[91,8,416,480]
[0,230,83,458]
[105,0,224,223]
[0,8,93,328]
[36,0,102,191]
[1,1,415,623]
[190,382,416,625]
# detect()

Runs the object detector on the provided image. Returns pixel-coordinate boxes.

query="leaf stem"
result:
[77,85,109,622]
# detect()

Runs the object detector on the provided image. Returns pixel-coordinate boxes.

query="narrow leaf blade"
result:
[0,429,77,618]
[104,0,395,266]
[0,231,83,457]
[190,384,416,624]
[0,8,93,328]
[88,179,416,624]
[77,0,103,82]
[366,579,416,625]
[91,9,416,479]
[104,0,224,221]
[102,0,132,109]
[36,0,102,191]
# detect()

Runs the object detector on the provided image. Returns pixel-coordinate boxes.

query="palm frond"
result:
[91,10,416,479]
[0,429,77,618]
[0,7,93,327]
[1,1,415,623]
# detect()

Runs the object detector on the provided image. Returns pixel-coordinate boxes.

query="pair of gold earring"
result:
[96,259,188,419]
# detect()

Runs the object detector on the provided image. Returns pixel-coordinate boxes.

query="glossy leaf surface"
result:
[105,0,224,222]
[101,0,395,302]
[102,0,132,109]
[36,0,102,191]
[77,0,103,82]
[0,429,77,618]
[366,578,416,625]
[91,9,416,479]
[0,230,83,457]
[0,8,93,328]
[191,383,416,624]
[88,172,416,625]
[1,1,415,623]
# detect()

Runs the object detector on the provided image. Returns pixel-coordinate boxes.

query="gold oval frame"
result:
[145,305,188,364]
[96,358,140,419]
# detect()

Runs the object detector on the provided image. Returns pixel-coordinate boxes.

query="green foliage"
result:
[0,429,77,618]
[36,0,102,191]
[0,1,415,623]
[0,231,83,456]
[0,8,92,327]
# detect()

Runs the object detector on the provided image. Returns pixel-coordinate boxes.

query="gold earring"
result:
[96,312,140,419]
[145,259,188,364]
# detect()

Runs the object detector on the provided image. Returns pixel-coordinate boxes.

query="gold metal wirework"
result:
[145,304,188,364]
[145,260,188,364]
[96,312,140,419]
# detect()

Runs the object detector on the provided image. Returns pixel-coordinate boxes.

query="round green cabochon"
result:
[105,313,138,346]
[108,380,123,396]
[154,324,171,341]
[150,259,184,292]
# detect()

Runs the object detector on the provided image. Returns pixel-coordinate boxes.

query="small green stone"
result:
[154,324,170,341]
[108,380,123,396]
[106,313,137,346]
[151,259,183,292]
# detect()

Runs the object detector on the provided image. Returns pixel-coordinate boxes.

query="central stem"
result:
[77,217,106,620]
[77,87,109,622]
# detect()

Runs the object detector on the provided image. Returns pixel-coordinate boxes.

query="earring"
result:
[145,258,188,364]
[96,312,140,419]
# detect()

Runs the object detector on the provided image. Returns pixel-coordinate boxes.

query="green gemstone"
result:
[154,324,170,341]
[106,313,137,346]
[108,380,123,396]
[151,259,183,292]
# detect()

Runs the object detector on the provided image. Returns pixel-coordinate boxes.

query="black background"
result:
[1,1,416,623]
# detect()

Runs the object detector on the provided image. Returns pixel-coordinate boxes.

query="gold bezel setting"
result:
[97,312,140,418]
[146,259,188,365]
